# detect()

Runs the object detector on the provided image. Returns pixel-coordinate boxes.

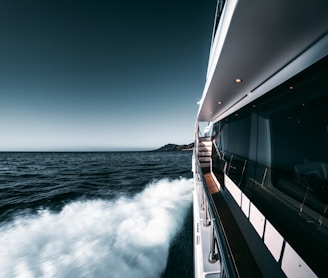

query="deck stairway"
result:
[198,137,212,169]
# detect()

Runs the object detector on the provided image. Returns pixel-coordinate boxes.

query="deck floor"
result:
[203,170,262,277]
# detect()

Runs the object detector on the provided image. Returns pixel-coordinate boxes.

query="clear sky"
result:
[0,0,216,151]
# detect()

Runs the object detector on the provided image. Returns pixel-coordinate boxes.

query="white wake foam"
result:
[0,178,193,278]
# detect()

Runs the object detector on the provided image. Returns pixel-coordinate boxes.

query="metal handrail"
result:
[211,0,227,44]
[196,158,239,278]
[212,139,222,159]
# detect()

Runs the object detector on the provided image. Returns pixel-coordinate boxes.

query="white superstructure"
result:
[193,1,328,277]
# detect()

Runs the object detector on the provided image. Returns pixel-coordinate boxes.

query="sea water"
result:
[0,151,193,278]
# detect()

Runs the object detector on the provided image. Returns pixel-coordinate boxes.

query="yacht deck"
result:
[203,170,262,277]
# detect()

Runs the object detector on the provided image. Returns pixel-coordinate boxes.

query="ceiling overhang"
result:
[197,0,328,122]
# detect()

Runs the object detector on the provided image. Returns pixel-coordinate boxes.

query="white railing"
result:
[225,176,316,277]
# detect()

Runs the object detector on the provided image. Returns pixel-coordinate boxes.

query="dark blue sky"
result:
[0,0,216,151]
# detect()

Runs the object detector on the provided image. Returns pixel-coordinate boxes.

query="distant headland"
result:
[154,143,194,152]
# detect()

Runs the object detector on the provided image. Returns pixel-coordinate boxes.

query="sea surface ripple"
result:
[0,151,193,278]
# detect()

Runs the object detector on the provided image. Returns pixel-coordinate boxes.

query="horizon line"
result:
[0,147,156,152]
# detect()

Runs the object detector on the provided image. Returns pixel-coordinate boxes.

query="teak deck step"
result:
[204,173,219,194]
[202,169,262,277]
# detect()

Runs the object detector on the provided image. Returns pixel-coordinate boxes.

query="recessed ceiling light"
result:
[289,86,294,90]
[234,78,242,83]
[218,101,222,105]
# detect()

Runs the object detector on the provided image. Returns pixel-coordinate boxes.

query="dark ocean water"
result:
[0,151,193,278]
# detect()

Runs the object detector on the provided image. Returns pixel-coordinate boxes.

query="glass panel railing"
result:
[222,151,328,221]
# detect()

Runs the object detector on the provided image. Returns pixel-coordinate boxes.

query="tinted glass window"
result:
[213,56,328,212]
